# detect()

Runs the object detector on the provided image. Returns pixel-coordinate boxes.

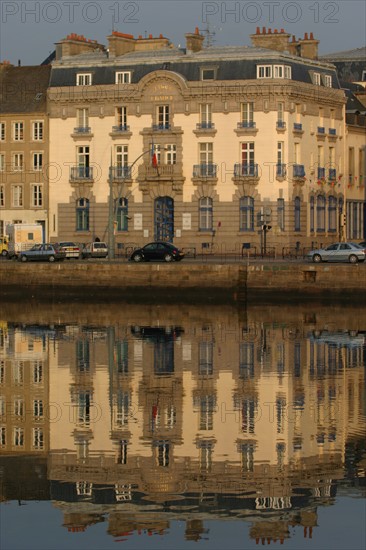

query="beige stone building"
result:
[46,28,365,254]
[0,64,51,239]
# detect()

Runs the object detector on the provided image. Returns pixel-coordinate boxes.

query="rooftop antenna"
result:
[199,21,222,48]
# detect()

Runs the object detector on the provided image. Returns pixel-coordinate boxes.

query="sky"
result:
[0,0,365,66]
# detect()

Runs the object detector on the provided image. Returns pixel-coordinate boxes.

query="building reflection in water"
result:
[0,304,365,545]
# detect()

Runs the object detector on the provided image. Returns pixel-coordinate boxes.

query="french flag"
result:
[151,140,158,168]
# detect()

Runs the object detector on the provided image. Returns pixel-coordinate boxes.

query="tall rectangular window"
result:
[76,108,89,128]
[116,106,127,127]
[13,122,24,141]
[241,102,254,127]
[277,198,285,231]
[0,122,6,140]
[11,185,23,207]
[200,104,212,127]
[31,185,43,207]
[32,121,43,141]
[277,102,284,122]
[241,142,255,165]
[14,427,24,446]
[32,427,44,449]
[0,185,4,207]
[199,142,213,165]
[115,144,128,167]
[157,105,170,129]
[12,153,23,171]
[32,152,43,171]
[166,144,176,164]
[0,153,4,172]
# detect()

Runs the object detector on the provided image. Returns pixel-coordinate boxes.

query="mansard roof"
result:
[49,44,340,89]
[0,65,51,113]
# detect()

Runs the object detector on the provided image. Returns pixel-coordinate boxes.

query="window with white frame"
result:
[0,426,5,446]
[13,122,24,141]
[240,196,254,231]
[257,65,272,78]
[277,142,285,176]
[31,184,43,207]
[32,121,43,141]
[241,142,255,167]
[241,102,254,127]
[13,362,24,384]
[14,427,24,446]
[11,185,23,207]
[151,143,161,164]
[157,105,170,129]
[12,153,23,171]
[115,144,128,167]
[199,142,213,165]
[32,152,43,171]
[76,73,92,86]
[33,361,43,384]
[277,102,284,123]
[0,153,4,171]
[0,122,5,141]
[277,198,285,231]
[201,68,216,80]
[200,104,212,128]
[14,398,24,417]
[32,427,44,449]
[274,65,284,78]
[166,144,176,164]
[199,197,213,231]
[115,71,131,84]
[116,106,127,128]
[0,185,4,207]
[33,399,43,417]
[323,74,332,87]
[284,65,291,79]
[0,396,5,416]
[313,72,321,85]
[76,108,89,129]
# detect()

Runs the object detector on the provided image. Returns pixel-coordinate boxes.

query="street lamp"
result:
[108,145,162,260]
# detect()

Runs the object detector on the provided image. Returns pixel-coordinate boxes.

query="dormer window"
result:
[323,75,332,87]
[201,68,216,81]
[257,65,291,79]
[76,73,92,86]
[313,72,321,85]
[115,71,131,84]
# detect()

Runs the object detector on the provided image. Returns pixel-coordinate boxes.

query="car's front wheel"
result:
[48,255,55,263]
[349,254,358,264]
[164,253,173,263]
[20,255,27,262]
[133,253,143,263]
[312,254,322,263]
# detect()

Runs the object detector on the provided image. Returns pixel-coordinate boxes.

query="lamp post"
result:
[107,145,161,260]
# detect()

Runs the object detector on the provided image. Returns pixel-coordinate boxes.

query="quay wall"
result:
[0,262,365,303]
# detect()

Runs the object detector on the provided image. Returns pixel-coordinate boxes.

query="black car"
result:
[129,242,185,263]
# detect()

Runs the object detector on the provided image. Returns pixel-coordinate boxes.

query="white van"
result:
[81,241,108,259]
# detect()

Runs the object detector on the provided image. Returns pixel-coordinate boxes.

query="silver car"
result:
[307,242,366,264]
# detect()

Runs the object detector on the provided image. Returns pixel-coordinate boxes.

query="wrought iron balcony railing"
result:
[234,163,259,177]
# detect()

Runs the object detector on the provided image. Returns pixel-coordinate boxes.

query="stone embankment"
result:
[0,261,365,303]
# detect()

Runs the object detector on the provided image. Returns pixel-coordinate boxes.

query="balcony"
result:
[276,120,286,130]
[293,164,305,178]
[276,164,286,178]
[71,126,93,139]
[193,164,217,178]
[329,168,337,181]
[328,127,338,141]
[70,166,93,182]
[293,123,303,135]
[138,163,185,193]
[194,122,217,136]
[235,120,258,136]
[152,123,171,131]
[109,166,132,181]
[109,124,132,139]
[317,167,325,179]
[317,126,325,134]
[234,163,259,177]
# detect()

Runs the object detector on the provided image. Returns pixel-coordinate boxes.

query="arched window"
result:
[328,196,337,232]
[310,196,315,232]
[294,196,301,231]
[199,197,213,231]
[316,195,326,232]
[240,196,254,231]
[76,198,89,231]
[116,197,128,231]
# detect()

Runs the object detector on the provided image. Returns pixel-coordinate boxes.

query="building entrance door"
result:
[154,197,174,242]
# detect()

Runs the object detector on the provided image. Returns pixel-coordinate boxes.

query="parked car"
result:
[55,241,80,259]
[358,241,366,248]
[129,241,185,263]
[18,243,66,262]
[81,242,108,259]
[307,242,365,263]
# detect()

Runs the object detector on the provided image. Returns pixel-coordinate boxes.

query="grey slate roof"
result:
[320,47,366,61]
[49,45,340,88]
[0,65,51,113]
